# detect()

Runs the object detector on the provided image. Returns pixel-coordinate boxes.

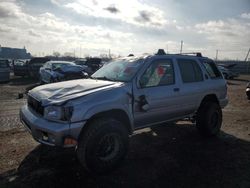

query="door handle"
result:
[173,88,180,92]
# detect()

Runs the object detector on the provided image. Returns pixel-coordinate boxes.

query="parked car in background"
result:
[39,61,88,84]
[13,57,49,78]
[217,65,239,79]
[0,59,10,82]
[13,59,29,77]
[246,82,250,100]
[74,58,103,75]
[29,57,50,78]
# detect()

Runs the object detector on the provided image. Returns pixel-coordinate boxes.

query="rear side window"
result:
[202,60,222,78]
[177,59,203,83]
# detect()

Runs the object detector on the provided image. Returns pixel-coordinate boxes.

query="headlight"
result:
[44,106,73,121]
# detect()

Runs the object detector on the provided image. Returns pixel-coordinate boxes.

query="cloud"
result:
[104,5,119,14]
[0,0,135,56]
[0,26,12,33]
[28,29,41,37]
[195,19,250,38]
[0,1,22,18]
[241,12,250,19]
[0,0,248,60]
[64,0,167,28]
[193,17,250,59]
[137,11,151,22]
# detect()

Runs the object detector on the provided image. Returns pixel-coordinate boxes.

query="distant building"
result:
[0,45,31,59]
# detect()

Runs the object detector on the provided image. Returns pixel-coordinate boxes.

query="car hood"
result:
[29,79,123,106]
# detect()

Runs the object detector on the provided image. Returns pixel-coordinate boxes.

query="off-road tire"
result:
[77,118,129,174]
[196,102,222,137]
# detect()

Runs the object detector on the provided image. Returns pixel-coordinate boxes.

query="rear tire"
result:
[196,102,222,137]
[77,118,129,174]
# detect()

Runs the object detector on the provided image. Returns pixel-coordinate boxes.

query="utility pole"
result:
[244,48,250,62]
[80,45,82,58]
[180,40,183,54]
[215,49,218,62]
[245,48,250,73]
[108,49,111,59]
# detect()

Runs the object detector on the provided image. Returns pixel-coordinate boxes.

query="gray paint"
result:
[20,54,228,147]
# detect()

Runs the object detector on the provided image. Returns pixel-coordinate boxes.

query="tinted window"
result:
[140,59,174,88]
[177,59,203,83]
[202,60,222,78]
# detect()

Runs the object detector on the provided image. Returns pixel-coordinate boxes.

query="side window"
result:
[202,61,222,78]
[177,59,203,83]
[140,59,174,88]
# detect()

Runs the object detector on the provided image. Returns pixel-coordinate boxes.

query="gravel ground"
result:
[0,75,249,188]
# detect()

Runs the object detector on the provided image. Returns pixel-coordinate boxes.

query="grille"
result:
[27,95,44,115]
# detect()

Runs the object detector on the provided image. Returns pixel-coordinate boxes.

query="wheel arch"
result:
[198,94,219,110]
[81,109,132,137]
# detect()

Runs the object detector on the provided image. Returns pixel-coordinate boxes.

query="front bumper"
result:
[20,105,86,147]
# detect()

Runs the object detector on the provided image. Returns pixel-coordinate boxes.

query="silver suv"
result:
[20,50,228,173]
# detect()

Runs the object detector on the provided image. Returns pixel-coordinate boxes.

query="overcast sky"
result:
[0,0,250,60]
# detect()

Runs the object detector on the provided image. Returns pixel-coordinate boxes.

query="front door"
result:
[133,58,181,128]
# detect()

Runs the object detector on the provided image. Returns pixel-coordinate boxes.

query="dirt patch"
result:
[0,75,250,188]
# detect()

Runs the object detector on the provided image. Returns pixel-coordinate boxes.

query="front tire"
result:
[77,118,129,174]
[196,102,222,137]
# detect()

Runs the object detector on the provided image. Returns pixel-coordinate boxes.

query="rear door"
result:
[174,58,205,115]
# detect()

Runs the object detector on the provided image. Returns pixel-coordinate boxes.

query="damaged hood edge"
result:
[28,79,124,106]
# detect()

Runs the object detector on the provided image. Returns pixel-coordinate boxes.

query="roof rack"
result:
[177,52,203,57]
[155,49,202,57]
[156,49,166,55]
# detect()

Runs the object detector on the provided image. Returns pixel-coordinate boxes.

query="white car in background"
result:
[39,61,88,84]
